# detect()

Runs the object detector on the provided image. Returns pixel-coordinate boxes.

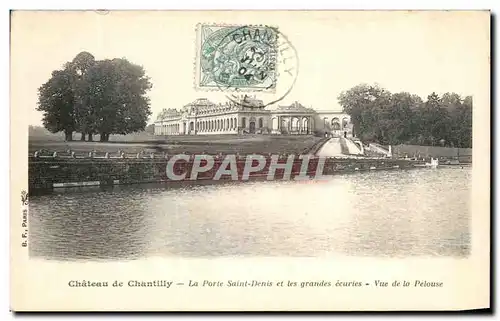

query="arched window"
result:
[342,117,349,129]
[234,117,237,129]
[331,118,340,130]
[258,118,263,128]
[302,118,309,132]
[241,117,246,128]
[230,118,233,129]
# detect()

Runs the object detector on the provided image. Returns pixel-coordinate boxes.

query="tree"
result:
[337,84,473,148]
[421,92,452,146]
[37,52,153,142]
[78,58,153,141]
[338,83,391,142]
[384,92,417,144]
[37,69,76,141]
[441,92,463,111]
[461,96,473,148]
[67,51,96,141]
[451,96,472,148]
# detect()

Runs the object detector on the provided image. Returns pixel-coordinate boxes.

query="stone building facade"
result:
[154,96,354,137]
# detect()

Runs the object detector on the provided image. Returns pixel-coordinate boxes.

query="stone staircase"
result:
[339,138,364,156]
[367,143,392,158]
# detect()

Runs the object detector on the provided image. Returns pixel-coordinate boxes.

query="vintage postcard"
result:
[10,10,490,311]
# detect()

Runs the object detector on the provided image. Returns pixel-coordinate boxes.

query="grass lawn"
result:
[29,134,324,156]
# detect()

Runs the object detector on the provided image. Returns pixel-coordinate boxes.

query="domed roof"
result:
[157,108,180,120]
[227,95,264,108]
[187,98,217,107]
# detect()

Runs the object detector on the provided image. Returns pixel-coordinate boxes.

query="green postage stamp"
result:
[195,24,279,92]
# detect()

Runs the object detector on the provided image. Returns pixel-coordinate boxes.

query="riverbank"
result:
[28,135,473,195]
[392,144,472,163]
[28,155,424,195]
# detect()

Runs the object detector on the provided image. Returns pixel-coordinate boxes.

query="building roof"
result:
[156,98,338,121]
[276,101,314,113]
[186,98,217,107]
[232,95,264,108]
[156,108,181,121]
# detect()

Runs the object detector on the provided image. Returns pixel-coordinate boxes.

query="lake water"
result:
[29,167,471,260]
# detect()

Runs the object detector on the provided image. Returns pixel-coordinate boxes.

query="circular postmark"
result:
[199,25,299,108]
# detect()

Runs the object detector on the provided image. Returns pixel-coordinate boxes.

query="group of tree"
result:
[37,51,153,141]
[338,84,472,148]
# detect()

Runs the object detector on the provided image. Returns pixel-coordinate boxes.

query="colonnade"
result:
[158,123,180,135]
[195,116,239,133]
[272,115,313,134]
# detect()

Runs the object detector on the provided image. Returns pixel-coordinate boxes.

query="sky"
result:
[10,10,489,126]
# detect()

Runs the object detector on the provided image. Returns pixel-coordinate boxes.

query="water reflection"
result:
[29,167,471,260]
[29,191,149,261]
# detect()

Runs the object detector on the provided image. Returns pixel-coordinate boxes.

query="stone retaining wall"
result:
[29,155,422,194]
